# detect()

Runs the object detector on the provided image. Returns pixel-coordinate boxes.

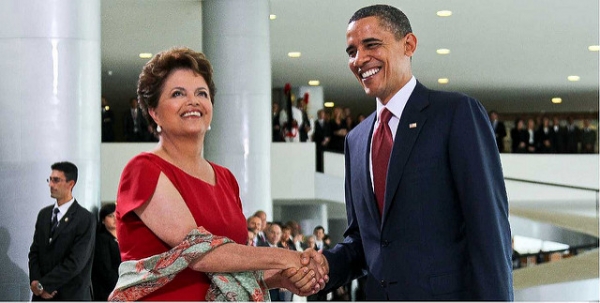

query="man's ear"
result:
[405,33,417,57]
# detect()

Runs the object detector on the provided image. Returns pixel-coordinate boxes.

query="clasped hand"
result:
[279,248,330,296]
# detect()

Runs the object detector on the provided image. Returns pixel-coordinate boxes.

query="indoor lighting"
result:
[437,10,453,17]
[270,14,277,20]
[324,102,335,108]
[588,45,599,52]
[551,97,562,104]
[438,78,449,84]
[308,80,320,86]
[287,52,301,58]
[139,53,152,59]
[436,48,450,55]
[567,75,580,81]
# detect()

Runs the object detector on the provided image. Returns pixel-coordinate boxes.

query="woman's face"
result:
[149,68,213,137]
[103,212,116,231]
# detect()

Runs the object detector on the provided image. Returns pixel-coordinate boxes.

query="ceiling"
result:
[101,0,599,119]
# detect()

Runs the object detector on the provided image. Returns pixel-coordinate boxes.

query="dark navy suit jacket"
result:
[322,82,513,301]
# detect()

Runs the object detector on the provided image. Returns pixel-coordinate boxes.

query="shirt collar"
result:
[54,198,75,215]
[376,76,417,120]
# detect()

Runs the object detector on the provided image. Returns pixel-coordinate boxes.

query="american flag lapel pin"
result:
[409,123,417,129]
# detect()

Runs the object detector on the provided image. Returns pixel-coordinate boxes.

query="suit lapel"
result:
[50,200,79,243]
[356,113,382,226]
[382,82,429,222]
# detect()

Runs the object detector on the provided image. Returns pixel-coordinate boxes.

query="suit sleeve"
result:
[321,136,367,292]
[39,209,96,294]
[448,97,513,300]
[28,209,46,282]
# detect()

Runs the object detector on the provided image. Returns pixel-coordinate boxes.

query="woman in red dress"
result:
[114,47,327,301]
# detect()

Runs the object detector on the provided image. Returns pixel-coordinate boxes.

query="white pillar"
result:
[202,0,272,218]
[0,1,101,300]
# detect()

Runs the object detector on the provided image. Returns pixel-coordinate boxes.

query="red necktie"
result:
[372,108,393,216]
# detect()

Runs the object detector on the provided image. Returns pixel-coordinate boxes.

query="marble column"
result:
[202,0,272,218]
[0,0,101,299]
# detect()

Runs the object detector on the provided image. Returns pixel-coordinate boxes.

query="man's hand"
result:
[30,281,57,299]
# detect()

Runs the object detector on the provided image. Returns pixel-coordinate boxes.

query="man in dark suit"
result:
[317,5,513,301]
[123,97,151,142]
[28,162,96,301]
[489,110,507,152]
[312,109,331,172]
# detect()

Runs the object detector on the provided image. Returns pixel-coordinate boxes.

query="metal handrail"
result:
[504,176,599,219]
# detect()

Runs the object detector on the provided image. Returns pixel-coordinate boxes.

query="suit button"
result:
[380,280,387,288]
[381,240,389,247]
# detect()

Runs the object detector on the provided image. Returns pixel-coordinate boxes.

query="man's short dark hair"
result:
[313,225,325,233]
[51,161,78,184]
[349,4,413,41]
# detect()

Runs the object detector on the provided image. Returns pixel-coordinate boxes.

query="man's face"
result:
[346,16,416,105]
[48,170,72,202]
[268,225,282,245]
[314,228,325,240]
[257,213,267,231]
[248,217,261,233]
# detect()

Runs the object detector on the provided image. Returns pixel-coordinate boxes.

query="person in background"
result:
[329,107,348,153]
[253,210,269,246]
[581,119,597,153]
[312,109,331,172]
[28,161,96,301]
[312,226,329,251]
[298,99,312,142]
[247,215,265,246]
[565,116,580,153]
[536,116,554,153]
[101,96,115,142]
[247,228,257,246]
[526,118,538,153]
[510,118,528,153]
[123,97,150,142]
[272,103,284,142]
[489,110,507,152]
[92,203,120,301]
[316,5,513,300]
[112,47,326,301]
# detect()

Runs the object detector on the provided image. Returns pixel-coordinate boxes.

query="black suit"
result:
[91,228,120,301]
[123,107,150,142]
[492,120,507,152]
[313,118,331,172]
[28,201,96,301]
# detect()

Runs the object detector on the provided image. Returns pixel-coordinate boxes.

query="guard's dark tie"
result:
[372,108,393,217]
[50,208,60,234]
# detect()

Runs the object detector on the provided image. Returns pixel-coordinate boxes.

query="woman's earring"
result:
[208,125,211,131]
[156,125,162,133]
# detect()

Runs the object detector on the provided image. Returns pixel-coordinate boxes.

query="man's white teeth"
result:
[182,111,202,117]
[361,68,380,79]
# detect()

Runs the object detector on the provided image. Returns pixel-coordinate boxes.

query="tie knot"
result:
[53,208,60,215]
[379,108,393,124]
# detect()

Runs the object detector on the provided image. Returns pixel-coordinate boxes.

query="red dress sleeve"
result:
[116,153,161,218]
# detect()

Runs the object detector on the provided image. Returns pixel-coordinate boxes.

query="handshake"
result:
[269,248,330,296]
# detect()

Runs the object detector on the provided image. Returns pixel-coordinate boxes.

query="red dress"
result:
[115,152,248,301]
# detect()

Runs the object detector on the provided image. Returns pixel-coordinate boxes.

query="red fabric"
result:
[372,108,393,216]
[115,152,247,301]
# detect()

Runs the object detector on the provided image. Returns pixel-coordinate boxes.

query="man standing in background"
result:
[28,162,96,300]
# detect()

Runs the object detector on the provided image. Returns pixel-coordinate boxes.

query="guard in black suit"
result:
[28,162,95,301]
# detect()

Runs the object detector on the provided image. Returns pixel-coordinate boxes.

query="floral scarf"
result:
[108,226,270,301]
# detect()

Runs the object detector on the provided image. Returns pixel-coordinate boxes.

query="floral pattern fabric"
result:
[108,227,270,301]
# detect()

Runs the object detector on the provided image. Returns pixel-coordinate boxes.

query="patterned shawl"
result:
[108,226,270,301]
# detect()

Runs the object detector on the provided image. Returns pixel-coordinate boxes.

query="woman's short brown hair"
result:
[137,47,216,137]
